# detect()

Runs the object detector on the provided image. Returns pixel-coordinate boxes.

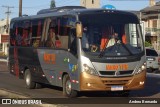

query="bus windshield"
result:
[80,13,144,57]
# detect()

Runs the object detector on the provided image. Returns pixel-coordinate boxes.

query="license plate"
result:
[111,86,123,91]
[147,58,155,61]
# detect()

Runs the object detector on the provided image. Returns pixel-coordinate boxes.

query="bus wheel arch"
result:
[24,69,36,89]
[23,67,29,77]
[62,73,78,98]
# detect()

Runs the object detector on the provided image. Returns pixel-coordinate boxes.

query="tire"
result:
[63,75,78,98]
[24,69,36,89]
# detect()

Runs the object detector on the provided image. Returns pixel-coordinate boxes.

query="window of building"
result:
[152,20,157,28]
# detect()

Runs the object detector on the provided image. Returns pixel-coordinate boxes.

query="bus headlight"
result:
[83,64,98,75]
[136,63,146,74]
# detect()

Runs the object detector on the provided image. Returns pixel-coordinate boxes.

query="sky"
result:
[0,0,158,20]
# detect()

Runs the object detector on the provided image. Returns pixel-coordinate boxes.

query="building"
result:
[80,0,100,8]
[0,19,9,56]
[0,19,8,34]
[141,0,160,50]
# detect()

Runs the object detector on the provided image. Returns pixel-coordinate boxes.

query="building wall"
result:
[144,18,159,50]
[80,0,100,8]
[0,19,8,34]
[0,19,9,55]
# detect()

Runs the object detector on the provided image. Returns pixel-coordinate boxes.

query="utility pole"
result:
[1,6,13,56]
[2,6,14,33]
[19,0,22,17]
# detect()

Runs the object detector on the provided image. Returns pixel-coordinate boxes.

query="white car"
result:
[146,48,160,72]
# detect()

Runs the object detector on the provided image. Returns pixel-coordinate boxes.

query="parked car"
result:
[146,48,160,72]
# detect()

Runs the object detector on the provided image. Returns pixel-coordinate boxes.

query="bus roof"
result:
[11,6,138,22]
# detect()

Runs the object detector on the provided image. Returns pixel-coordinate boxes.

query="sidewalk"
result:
[0,51,7,62]
[0,51,8,72]
[0,61,8,72]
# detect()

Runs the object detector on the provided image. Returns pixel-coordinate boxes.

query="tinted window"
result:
[146,49,158,56]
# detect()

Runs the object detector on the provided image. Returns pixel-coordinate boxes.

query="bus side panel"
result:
[9,47,19,77]
[37,49,79,90]
[9,46,49,84]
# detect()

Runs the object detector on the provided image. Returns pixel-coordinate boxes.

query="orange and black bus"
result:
[9,6,146,97]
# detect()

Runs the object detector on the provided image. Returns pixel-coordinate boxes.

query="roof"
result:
[140,1,160,20]
[11,6,138,22]
[128,11,140,18]
[141,1,160,12]
[37,6,86,15]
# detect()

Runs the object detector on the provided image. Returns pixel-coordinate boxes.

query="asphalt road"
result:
[0,61,160,107]
[0,70,160,98]
[0,71,160,107]
[0,71,160,98]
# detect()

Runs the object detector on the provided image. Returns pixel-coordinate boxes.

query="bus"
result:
[9,6,146,97]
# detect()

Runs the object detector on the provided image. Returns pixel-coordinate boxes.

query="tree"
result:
[145,41,152,47]
[50,0,56,9]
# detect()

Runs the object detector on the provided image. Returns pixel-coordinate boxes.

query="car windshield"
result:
[80,12,144,57]
[146,49,158,56]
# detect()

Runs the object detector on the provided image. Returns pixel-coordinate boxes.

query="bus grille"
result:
[99,70,133,76]
[101,77,131,87]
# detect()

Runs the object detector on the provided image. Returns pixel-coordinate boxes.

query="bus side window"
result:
[32,19,44,48]
[16,22,23,46]
[46,28,56,47]
[32,20,38,47]
[56,17,69,49]
[22,21,30,46]
[10,22,17,46]
[69,29,77,55]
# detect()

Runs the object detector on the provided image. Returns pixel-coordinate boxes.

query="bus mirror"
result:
[76,22,82,38]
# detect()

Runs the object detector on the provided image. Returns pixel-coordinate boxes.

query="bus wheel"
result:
[63,75,78,98]
[24,69,36,89]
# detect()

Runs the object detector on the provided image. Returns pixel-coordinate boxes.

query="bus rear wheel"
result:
[63,75,78,98]
[24,69,36,89]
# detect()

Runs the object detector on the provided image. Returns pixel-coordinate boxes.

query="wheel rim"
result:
[66,80,71,95]
[26,74,30,86]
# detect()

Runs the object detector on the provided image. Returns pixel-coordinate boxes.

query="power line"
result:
[2,5,14,33]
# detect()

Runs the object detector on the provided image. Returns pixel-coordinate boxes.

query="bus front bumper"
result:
[80,71,146,91]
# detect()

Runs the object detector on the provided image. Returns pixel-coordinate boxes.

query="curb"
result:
[0,88,66,107]
[0,88,28,98]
